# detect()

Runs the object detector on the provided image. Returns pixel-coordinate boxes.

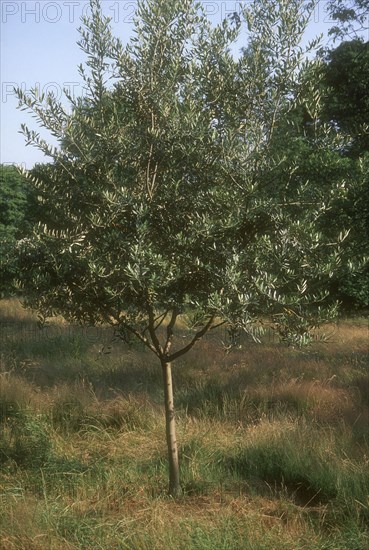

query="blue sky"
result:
[1,1,336,169]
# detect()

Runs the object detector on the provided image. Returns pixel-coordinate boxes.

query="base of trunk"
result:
[161,361,181,497]
[169,483,183,498]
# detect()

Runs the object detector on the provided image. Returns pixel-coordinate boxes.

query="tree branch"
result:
[148,304,163,356]
[164,308,179,356]
[154,310,169,330]
[167,315,215,362]
[113,319,160,357]
[210,319,227,330]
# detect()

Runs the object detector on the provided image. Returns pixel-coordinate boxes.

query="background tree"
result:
[318,39,369,309]
[16,0,351,496]
[326,0,369,39]
[321,39,369,155]
[0,165,36,296]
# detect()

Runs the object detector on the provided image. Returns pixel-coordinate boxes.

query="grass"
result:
[0,299,368,549]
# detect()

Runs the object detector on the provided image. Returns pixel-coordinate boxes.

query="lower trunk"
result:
[161,360,182,497]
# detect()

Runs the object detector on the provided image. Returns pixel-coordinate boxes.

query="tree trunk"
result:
[161,360,182,497]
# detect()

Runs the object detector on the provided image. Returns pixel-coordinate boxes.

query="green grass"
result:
[0,299,368,549]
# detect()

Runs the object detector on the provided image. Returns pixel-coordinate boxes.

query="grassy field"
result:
[0,299,368,549]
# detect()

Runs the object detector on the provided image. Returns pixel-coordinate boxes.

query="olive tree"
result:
[16,0,349,496]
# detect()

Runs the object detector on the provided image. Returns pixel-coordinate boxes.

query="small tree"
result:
[16,0,350,496]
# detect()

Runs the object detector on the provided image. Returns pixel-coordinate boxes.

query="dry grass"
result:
[0,298,68,326]
[0,299,368,548]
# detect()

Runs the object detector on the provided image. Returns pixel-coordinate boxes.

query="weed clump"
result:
[51,397,88,432]
[0,412,52,467]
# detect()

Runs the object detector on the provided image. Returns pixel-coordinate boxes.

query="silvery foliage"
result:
[16,0,350,351]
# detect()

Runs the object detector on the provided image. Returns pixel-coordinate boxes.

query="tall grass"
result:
[0,299,368,548]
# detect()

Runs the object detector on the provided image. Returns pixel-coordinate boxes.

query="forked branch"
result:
[167,315,215,362]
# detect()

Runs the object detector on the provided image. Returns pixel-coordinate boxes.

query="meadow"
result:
[0,299,368,549]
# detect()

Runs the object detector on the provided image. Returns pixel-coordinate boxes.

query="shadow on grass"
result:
[223,437,369,521]
[226,448,335,507]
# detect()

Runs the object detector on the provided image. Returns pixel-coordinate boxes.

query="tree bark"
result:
[161,360,182,497]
